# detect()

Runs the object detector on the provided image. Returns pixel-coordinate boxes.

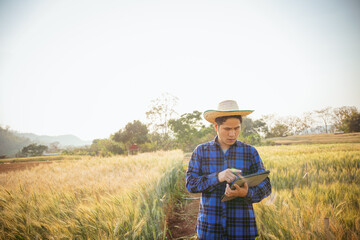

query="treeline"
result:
[65,94,360,156]
[64,113,216,156]
[2,94,359,157]
[261,105,360,137]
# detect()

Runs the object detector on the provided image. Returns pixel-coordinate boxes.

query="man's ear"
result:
[214,123,218,132]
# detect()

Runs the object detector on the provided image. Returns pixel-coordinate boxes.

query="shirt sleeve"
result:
[245,147,272,203]
[186,145,221,193]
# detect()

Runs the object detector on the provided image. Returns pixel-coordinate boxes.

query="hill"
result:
[0,126,92,157]
[0,127,31,157]
[268,132,360,145]
[14,132,92,147]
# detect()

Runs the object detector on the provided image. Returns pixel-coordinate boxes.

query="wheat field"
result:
[255,143,360,240]
[1,144,359,239]
[0,150,184,239]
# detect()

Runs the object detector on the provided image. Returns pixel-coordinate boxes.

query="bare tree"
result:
[314,107,333,133]
[146,93,179,136]
[283,116,301,135]
[298,112,315,134]
[261,114,277,136]
[49,142,60,153]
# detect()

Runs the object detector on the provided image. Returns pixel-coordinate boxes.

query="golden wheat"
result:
[255,143,360,239]
[0,150,184,239]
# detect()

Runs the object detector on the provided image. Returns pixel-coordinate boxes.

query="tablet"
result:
[221,170,270,202]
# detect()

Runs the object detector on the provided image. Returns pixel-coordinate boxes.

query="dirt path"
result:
[166,154,200,239]
[0,161,52,173]
[167,192,200,239]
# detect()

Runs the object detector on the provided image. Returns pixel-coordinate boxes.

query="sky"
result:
[1,0,359,141]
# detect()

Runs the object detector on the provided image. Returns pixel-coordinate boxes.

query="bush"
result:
[19,143,48,157]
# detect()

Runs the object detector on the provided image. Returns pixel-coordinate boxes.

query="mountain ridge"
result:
[13,132,92,147]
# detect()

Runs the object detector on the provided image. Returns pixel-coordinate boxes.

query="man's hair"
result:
[215,115,243,126]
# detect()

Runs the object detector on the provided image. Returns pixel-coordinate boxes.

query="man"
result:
[186,100,271,240]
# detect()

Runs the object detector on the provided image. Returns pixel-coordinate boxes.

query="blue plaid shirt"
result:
[186,137,271,240]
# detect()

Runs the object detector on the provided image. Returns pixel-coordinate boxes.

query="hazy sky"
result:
[1,0,359,140]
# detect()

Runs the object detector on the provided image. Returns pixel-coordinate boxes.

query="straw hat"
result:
[203,100,254,124]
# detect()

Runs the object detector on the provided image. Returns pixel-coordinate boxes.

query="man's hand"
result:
[225,182,249,198]
[218,168,241,183]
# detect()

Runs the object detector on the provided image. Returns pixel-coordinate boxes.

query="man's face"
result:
[215,117,241,149]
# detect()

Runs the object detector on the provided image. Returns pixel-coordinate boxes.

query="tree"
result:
[237,117,267,145]
[143,132,174,151]
[241,117,267,137]
[299,112,315,134]
[261,114,277,137]
[146,93,179,136]
[333,106,358,131]
[90,139,125,156]
[266,123,290,138]
[282,116,299,135]
[21,143,48,157]
[314,107,333,133]
[199,125,216,143]
[48,142,60,153]
[169,110,215,152]
[281,115,315,135]
[112,120,149,146]
[339,111,360,133]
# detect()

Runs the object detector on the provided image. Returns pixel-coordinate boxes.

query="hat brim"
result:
[203,110,254,124]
